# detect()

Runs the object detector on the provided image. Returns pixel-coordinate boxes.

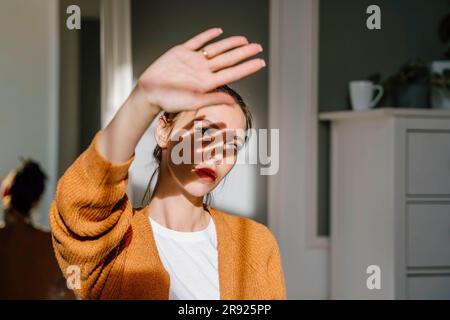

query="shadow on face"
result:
[154,103,248,201]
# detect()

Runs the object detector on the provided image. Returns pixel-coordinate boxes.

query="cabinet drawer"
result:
[407,276,450,299]
[407,130,450,195]
[407,203,450,267]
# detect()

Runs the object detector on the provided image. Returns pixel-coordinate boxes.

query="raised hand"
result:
[99,28,264,163]
[137,27,265,113]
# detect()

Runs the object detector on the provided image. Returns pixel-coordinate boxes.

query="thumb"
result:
[194,92,235,108]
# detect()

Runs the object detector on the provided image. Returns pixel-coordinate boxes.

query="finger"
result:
[183,27,224,51]
[202,36,249,59]
[213,59,266,86]
[209,43,263,72]
[192,92,236,109]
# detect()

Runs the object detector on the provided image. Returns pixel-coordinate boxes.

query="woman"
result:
[50,28,286,300]
[1,159,74,299]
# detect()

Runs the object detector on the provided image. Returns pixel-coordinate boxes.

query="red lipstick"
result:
[193,167,217,182]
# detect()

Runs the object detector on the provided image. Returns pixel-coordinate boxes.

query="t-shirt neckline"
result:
[149,215,214,242]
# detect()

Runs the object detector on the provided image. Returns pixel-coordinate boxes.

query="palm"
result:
[138,28,265,113]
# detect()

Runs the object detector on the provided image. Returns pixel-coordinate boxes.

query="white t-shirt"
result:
[149,215,220,300]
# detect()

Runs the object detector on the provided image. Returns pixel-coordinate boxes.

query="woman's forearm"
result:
[98,84,161,163]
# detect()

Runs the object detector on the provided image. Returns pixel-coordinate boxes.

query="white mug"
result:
[349,80,384,111]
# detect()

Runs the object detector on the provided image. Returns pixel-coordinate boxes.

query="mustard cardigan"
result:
[49,130,287,300]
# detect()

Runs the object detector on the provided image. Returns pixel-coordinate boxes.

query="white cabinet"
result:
[407,203,450,267]
[319,108,450,299]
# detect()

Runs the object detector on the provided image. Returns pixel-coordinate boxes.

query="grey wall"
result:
[319,0,448,111]
[130,0,269,223]
[79,18,101,153]
[58,0,100,178]
[58,0,80,179]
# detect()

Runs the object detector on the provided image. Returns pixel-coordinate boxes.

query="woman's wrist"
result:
[98,84,162,164]
[130,83,162,120]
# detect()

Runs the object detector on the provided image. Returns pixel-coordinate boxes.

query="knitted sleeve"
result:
[266,233,288,300]
[49,130,135,299]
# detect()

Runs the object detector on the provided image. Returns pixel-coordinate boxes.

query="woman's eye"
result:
[225,143,238,152]
[195,127,209,137]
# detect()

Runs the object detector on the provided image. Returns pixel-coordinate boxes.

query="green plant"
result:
[366,60,431,107]
[431,69,450,90]
[382,59,429,89]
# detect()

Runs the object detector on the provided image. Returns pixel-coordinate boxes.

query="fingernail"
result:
[258,44,263,52]
[261,59,266,67]
[217,28,223,34]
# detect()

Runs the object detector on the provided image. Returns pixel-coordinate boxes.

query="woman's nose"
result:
[199,142,227,164]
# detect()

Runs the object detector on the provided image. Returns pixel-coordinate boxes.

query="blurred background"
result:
[0,0,449,299]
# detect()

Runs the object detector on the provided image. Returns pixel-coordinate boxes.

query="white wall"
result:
[0,0,59,228]
[269,0,329,299]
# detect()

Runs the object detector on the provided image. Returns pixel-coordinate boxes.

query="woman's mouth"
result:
[192,167,217,183]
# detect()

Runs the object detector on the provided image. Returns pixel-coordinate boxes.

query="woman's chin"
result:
[183,181,215,198]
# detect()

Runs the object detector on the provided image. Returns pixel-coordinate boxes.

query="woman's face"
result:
[157,102,247,198]
[0,169,16,208]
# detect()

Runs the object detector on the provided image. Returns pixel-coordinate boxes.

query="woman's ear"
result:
[155,115,173,148]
